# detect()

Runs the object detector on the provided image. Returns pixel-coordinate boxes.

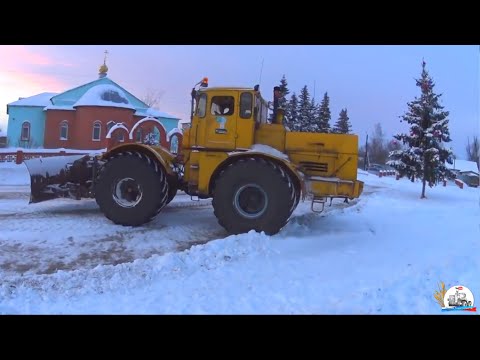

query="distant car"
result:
[367,164,383,172]
[458,171,479,187]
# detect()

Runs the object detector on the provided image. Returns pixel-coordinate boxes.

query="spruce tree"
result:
[332,108,351,134]
[285,93,299,131]
[318,92,331,133]
[297,85,311,132]
[387,60,454,199]
[279,75,290,97]
[306,97,318,132]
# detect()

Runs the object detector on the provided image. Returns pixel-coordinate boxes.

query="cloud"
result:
[0,46,72,120]
[0,45,55,67]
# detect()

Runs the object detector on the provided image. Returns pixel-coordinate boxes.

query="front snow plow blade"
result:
[24,155,97,204]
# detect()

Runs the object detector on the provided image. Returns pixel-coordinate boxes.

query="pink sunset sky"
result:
[0,45,478,158]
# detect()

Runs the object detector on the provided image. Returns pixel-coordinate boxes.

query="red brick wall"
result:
[44,106,136,150]
[131,116,168,147]
[44,110,76,149]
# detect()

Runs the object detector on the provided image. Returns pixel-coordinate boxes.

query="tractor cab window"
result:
[196,93,207,118]
[240,92,253,119]
[211,96,234,116]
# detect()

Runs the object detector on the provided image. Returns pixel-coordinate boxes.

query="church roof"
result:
[8,92,57,107]
[73,84,135,110]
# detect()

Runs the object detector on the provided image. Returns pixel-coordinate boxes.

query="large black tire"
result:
[165,175,178,205]
[271,162,299,215]
[166,186,178,205]
[212,158,293,235]
[95,152,169,226]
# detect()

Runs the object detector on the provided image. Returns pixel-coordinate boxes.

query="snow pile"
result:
[0,162,478,314]
[0,162,30,186]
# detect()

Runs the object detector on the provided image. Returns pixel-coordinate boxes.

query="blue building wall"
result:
[159,117,180,134]
[6,107,46,148]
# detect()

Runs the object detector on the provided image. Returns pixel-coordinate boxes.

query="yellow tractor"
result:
[25,78,364,235]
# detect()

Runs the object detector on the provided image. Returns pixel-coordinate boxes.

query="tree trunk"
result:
[421,178,427,198]
[421,161,427,199]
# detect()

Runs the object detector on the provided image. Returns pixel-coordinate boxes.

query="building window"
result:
[92,121,102,141]
[170,135,179,154]
[107,121,116,133]
[135,128,143,143]
[60,121,68,140]
[21,122,30,141]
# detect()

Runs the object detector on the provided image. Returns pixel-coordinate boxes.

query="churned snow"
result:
[0,163,478,314]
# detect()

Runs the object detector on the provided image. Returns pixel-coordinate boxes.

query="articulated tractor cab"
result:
[25,78,363,235]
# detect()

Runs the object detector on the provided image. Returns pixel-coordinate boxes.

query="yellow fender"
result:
[101,143,176,176]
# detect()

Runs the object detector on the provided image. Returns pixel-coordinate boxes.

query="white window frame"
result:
[21,121,30,141]
[106,121,116,132]
[92,121,102,141]
[117,122,126,142]
[135,128,143,143]
[60,120,68,140]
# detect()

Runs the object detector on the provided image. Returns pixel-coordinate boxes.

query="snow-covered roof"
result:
[167,128,182,139]
[134,108,180,120]
[8,92,58,107]
[73,84,135,110]
[446,159,479,173]
[129,117,167,140]
[106,123,129,139]
[43,104,75,111]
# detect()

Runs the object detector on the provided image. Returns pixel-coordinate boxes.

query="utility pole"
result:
[364,133,369,170]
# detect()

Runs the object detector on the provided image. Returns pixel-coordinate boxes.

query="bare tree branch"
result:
[466,136,480,168]
[141,88,165,109]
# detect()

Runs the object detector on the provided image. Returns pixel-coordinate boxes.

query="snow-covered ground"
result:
[0,163,478,314]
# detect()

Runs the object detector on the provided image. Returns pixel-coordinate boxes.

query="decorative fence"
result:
[0,130,184,165]
[0,150,100,164]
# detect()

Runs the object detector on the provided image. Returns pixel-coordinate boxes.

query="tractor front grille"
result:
[298,161,328,174]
